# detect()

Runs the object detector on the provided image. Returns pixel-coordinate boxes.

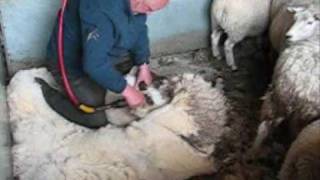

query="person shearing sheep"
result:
[43,0,169,128]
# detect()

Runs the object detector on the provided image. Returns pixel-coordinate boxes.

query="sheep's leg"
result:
[210,7,222,60]
[251,121,272,153]
[211,29,223,60]
[224,38,237,70]
[249,117,284,158]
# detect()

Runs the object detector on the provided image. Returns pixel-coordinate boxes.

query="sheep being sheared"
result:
[210,0,271,70]
[279,119,320,180]
[8,68,230,180]
[252,4,320,153]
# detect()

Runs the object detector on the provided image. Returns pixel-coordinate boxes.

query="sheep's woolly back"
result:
[271,39,320,135]
[212,0,270,41]
[8,68,229,180]
[279,119,320,180]
[168,74,228,154]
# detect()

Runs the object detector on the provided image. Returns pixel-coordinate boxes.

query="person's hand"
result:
[136,63,153,88]
[122,85,145,108]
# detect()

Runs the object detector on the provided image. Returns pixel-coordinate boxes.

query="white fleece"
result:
[8,68,229,180]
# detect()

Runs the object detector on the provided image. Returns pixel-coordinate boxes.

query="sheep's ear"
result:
[287,6,306,13]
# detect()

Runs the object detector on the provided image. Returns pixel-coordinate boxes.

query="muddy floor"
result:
[150,37,288,180]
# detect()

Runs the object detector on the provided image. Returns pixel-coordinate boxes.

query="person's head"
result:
[130,0,169,14]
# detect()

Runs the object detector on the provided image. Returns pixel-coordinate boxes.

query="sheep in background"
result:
[279,119,320,180]
[210,0,271,70]
[8,68,232,180]
[252,4,320,153]
[269,0,317,52]
[286,4,320,42]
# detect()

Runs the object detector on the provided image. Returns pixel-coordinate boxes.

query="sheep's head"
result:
[123,67,174,118]
[286,4,320,42]
[132,76,173,118]
[105,69,173,125]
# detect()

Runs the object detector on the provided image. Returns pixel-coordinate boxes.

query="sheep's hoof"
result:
[231,65,238,71]
[214,55,222,61]
[211,50,222,61]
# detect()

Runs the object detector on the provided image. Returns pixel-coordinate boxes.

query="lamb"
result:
[279,119,320,180]
[252,4,320,153]
[7,68,232,180]
[210,0,271,70]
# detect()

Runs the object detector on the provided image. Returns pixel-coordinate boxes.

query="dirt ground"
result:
[150,36,288,180]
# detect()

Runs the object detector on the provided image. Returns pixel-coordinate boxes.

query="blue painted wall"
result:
[0,0,212,75]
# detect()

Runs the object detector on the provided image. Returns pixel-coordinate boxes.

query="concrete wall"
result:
[0,30,11,179]
[0,0,212,75]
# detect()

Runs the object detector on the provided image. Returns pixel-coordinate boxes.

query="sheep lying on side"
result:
[8,68,230,180]
[252,4,320,152]
[279,119,320,180]
[210,0,271,70]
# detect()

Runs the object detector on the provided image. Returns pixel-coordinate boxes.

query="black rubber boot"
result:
[35,78,109,129]
[47,61,106,107]
[42,56,133,128]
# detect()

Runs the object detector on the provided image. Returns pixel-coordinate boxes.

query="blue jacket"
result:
[47,0,150,93]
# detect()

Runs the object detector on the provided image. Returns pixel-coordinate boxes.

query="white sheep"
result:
[210,0,271,70]
[8,68,231,180]
[286,3,320,42]
[269,0,318,52]
[279,119,320,180]
[252,4,320,153]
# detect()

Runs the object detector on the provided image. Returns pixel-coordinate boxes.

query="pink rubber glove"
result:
[122,85,145,108]
[130,0,169,14]
[136,63,153,88]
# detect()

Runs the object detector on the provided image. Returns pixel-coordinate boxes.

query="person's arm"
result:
[81,15,145,107]
[130,22,151,66]
[81,17,127,93]
[130,20,153,86]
